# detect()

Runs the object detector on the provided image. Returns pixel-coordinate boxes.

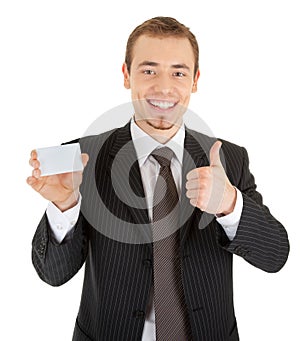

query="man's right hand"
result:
[27,150,89,212]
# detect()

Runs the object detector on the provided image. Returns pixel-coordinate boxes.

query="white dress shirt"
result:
[46,119,243,341]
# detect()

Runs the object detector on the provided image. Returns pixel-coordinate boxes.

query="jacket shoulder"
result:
[186,127,245,158]
[62,127,118,146]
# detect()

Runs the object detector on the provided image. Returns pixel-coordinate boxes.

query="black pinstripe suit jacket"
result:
[32,122,289,341]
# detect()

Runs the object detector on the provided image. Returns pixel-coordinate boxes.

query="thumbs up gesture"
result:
[186,141,237,215]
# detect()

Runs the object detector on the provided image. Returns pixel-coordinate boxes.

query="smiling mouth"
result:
[147,99,177,110]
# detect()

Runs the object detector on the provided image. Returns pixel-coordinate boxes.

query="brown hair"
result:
[125,16,199,78]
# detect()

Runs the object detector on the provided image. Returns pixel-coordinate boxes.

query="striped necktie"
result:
[151,147,192,341]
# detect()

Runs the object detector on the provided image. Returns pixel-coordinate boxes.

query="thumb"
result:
[209,141,222,167]
[81,153,89,168]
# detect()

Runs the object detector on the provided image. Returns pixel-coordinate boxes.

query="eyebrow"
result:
[137,60,191,71]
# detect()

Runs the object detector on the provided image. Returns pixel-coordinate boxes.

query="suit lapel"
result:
[180,129,212,247]
[107,123,152,244]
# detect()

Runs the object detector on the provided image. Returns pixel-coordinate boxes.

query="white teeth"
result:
[149,100,175,109]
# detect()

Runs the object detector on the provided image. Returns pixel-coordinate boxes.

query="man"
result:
[27,17,289,341]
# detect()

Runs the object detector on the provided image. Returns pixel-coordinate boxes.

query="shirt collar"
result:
[130,118,185,167]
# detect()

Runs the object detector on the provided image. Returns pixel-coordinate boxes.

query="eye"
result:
[173,71,185,77]
[143,69,156,75]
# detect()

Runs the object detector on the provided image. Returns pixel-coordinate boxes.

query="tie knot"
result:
[151,147,174,168]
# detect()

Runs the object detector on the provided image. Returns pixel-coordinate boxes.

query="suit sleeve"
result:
[217,146,289,273]
[32,212,89,286]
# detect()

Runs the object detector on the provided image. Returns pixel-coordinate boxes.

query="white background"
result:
[1,1,299,340]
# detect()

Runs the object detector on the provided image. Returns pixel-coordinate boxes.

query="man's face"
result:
[122,35,200,137]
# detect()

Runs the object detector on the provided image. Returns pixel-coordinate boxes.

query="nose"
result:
[154,73,173,95]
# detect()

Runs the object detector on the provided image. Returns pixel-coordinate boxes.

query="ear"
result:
[192,69,200,93]
[122,63,131,89]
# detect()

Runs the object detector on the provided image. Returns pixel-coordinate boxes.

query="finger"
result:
[27,176,38,186]
[185,179,200,190]
[29,150,38,166]
[32,168,41,179]
[27,175,46,193]
[186,169,200,181]
[209,140,222,167]
[187,166,211,182]
[30,150,37,159]
[29,159,40,169]
[186,189,198,199]
[189,198,198,207]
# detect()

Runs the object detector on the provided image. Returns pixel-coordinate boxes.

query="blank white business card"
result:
[36,143,83,176]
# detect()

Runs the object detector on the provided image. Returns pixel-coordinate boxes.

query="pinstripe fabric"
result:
[32,122,289,341]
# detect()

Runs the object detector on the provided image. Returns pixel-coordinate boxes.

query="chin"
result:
[146,118,176,131]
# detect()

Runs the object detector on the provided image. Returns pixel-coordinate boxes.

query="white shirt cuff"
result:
[46,194,81,243]
[216,188,243,241]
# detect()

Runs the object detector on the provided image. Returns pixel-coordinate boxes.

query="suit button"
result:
[134,310,145,318]
[234,246,249,257]
[234,246,243,255]
[241,250,249,257]
[142,259,152,268]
